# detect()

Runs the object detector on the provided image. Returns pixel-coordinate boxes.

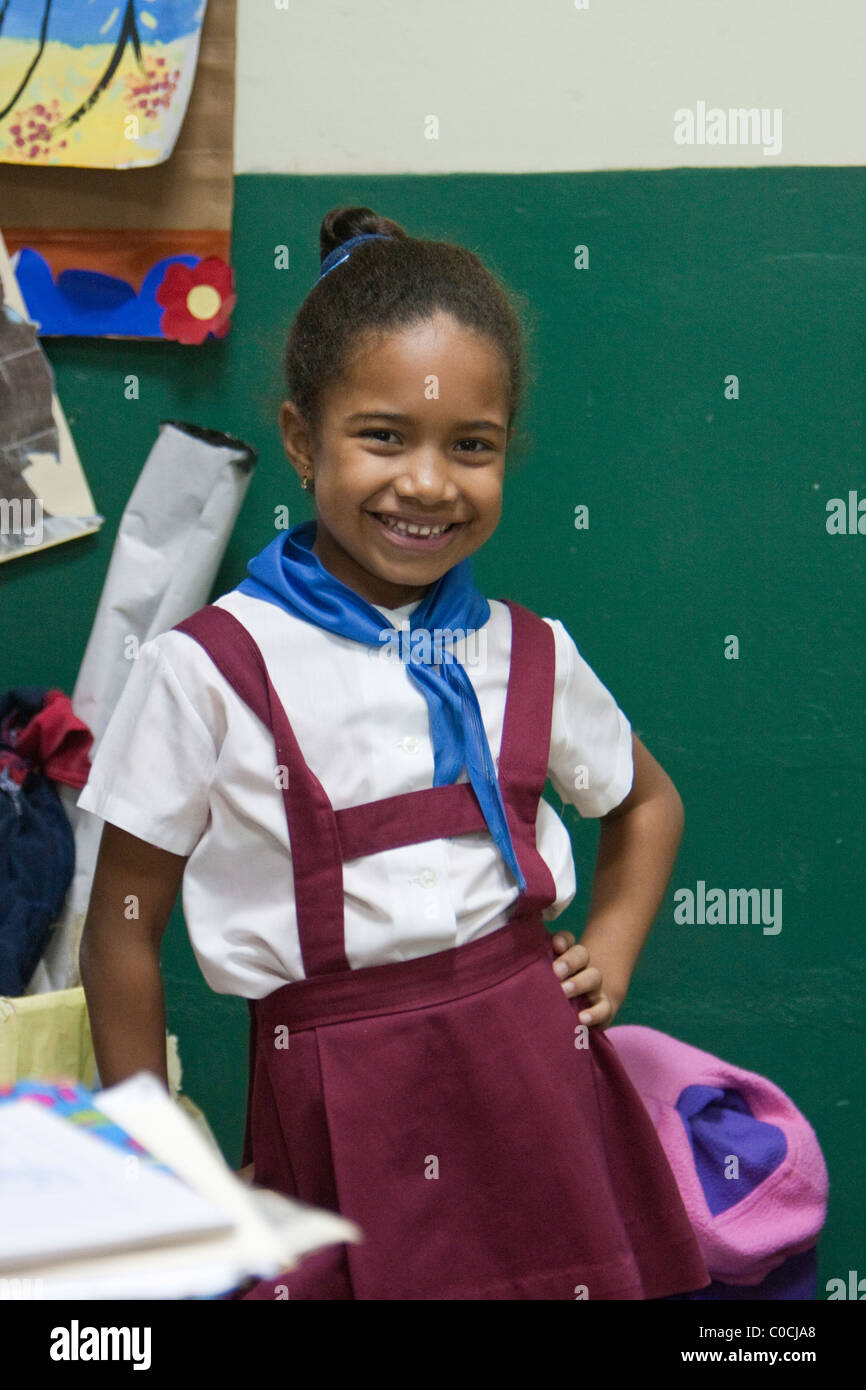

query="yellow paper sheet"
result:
[0,986,96,1088]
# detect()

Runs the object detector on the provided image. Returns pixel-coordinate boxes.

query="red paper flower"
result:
[155,257,236,344]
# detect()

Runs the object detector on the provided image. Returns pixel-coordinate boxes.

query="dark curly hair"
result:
[284,206,536,467]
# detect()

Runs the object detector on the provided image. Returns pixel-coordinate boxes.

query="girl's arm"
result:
[79,822,187,1089]
[553,733,684,1026]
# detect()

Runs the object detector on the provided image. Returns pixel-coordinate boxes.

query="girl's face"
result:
[279,312,512,607]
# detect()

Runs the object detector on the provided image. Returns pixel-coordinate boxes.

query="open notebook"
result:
[0,1072,361,1300]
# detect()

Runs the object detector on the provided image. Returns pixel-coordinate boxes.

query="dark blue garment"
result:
[661,1247,818,1301]
[0,688,75,996]
[675,1083,789,1215]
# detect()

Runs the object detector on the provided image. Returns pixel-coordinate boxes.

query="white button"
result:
[402,735,420,754]
[419,869,437,888]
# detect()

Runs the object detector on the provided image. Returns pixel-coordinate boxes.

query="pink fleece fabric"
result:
[606,1024,829,1285]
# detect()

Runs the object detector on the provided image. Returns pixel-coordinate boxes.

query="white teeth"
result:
[377,514,450,538]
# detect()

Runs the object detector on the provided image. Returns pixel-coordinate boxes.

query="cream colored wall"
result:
[235,0,865,173]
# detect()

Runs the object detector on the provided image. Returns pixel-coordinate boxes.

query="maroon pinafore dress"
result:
[175,599,710,1301]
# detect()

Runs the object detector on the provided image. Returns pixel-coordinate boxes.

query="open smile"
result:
[367,511,466,551]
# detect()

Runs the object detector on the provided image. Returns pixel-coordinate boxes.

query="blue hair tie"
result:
[317,232,391,282]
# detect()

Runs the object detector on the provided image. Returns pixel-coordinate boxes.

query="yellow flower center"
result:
[186,284,222,320]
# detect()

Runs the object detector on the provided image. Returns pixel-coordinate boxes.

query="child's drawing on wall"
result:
[0,0,206,168]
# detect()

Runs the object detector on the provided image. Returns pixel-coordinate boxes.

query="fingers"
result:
[553,940,589,980]
[553,944,599,994]
[550,935,620,1028]
[563,964,602,998]
[551,939,615,1028]
[576,994,614,1029]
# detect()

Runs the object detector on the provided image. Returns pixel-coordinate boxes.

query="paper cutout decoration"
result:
[154,256,235,343]
[0,0,236,341]
[11,246,236,342]
[0,0,208,169]
[0,229,102,562]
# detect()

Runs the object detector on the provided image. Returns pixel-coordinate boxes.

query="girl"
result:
[79,207,710,1301]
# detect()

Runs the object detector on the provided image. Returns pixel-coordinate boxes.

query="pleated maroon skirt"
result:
[233,914,710,1301]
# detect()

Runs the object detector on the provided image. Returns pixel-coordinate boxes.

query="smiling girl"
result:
[78,207,710,1301]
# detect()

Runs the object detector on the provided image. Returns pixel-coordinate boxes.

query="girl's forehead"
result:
[316,315,511,427]
[343,322,509,388]
[353,312,495,353]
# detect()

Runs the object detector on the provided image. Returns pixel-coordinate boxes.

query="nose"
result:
[391,448,460,505]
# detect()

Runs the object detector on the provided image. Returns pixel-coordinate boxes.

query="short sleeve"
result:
[544,618,634,817]
[76,637,216,855]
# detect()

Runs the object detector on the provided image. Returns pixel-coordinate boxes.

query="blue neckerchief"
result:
[236,521,526,893]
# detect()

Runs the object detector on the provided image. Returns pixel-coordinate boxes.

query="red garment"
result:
[176,600,710,1300]
[14,690,93,789]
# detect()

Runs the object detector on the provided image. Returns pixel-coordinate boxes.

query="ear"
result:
[279,401,315,482]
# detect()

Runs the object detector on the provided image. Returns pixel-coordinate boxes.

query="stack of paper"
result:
[0,1071,362,1300]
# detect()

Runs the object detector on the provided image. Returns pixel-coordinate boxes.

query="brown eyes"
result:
[359,430,492,453]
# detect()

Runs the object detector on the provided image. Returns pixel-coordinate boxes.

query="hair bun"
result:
[319,206,408,260]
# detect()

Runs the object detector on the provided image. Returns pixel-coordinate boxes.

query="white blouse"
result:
[77,589,634,998]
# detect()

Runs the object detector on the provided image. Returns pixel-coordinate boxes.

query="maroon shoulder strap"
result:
[173,605,351,976]
[496,600,558,912]
[498,600,556,814]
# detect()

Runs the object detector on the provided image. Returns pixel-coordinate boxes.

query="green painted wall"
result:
[2,169,863,1295]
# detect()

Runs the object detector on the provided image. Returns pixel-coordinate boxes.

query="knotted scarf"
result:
[236,521,525,892]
